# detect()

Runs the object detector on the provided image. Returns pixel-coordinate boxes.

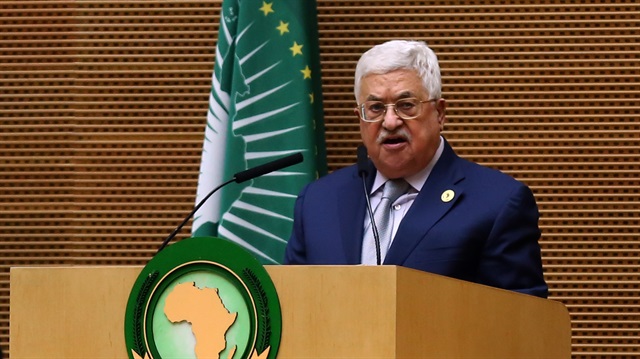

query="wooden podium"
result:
[10,265,571,358]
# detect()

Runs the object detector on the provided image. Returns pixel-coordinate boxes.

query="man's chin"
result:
[374,158,413,179]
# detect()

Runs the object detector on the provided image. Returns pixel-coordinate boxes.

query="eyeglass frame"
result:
[357,97,439,123]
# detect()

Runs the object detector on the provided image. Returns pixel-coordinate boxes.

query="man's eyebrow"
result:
[365,91,416,102]
[396,91,415,99]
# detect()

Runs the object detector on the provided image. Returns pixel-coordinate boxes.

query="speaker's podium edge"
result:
[10,265,571,358]
[268,265,570,358]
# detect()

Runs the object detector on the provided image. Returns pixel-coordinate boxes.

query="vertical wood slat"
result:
[1,0,639,357]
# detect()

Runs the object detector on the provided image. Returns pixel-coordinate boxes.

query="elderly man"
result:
[284,40,548,298]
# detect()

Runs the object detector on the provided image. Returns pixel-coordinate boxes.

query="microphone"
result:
[357,144,369,177]
[357,145,381,265]
[156,152,304,253]
[234,152,303,183]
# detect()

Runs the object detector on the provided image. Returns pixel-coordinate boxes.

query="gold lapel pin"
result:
[441,189,455,203]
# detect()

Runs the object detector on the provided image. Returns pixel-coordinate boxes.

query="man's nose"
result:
[381,107,403,130]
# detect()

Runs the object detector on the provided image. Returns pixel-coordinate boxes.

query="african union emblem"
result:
[124,236,282,359]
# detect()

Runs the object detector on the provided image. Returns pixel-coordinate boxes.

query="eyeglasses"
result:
[358,98,437,123]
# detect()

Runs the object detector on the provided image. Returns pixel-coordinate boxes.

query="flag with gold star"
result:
[192,0,327,264]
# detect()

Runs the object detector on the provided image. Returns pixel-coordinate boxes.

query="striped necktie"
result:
[361,179,409,265]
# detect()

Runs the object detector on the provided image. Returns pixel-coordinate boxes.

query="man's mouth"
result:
[377,128,411,145]
[382,137,407,145]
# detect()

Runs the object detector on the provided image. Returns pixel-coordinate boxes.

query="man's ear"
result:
[436,99,447,127]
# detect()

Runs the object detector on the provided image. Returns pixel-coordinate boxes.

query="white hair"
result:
[354,40,442,101]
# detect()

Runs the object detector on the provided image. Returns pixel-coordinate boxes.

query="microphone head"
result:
[233,152,303,183]
[357,145,369,177]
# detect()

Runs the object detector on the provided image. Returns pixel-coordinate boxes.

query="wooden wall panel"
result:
[1,0,638,357]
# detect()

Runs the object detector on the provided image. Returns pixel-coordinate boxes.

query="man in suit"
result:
[284,40,548,298]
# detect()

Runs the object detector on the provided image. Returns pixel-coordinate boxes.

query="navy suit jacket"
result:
[284,140,548,298]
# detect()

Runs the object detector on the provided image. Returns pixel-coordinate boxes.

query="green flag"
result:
[192,0,327,264]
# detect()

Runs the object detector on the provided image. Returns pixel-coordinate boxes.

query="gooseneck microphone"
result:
[157,152,304,253]
[357,145,382,265]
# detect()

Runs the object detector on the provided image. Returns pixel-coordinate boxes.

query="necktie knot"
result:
[382,179,409,203]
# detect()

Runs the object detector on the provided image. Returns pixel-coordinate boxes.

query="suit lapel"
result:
[384,142,465,265]
[337,163,374,264]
